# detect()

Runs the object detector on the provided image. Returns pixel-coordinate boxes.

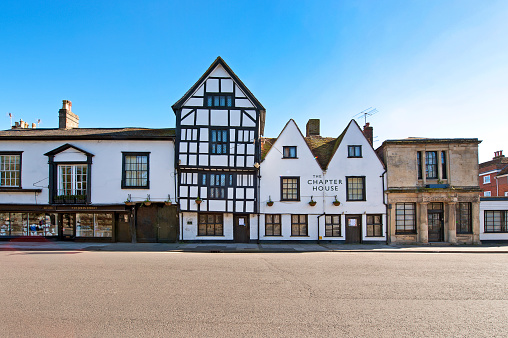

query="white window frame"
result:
[484,191,491,197]
[57,164,87,196]
[0,154,21,187]
[483,175,491,184]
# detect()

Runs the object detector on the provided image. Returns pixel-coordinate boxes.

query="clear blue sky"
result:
[1,0,507,162]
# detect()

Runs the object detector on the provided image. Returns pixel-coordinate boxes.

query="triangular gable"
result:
[44,143,94,162]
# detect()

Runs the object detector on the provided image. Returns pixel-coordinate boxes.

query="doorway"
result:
[233,214,250,243]
[428,203,444,242]
[345,215,362,244]
[59,213,75,240]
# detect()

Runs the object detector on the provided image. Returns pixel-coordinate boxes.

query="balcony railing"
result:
[53,195,88,204]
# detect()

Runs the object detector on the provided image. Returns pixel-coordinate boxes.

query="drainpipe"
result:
[257,170,261,244]
[317,213,325,243]
[381,169,388,244]
[496,176,499,196]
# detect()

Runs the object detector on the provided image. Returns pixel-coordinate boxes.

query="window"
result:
[198,214,223,236]
[291,214,307,236]
[441,151,447,179]
[283,146,297,158]
[395,203,416,233]
[265,214,281,236]
[58,165,87,196]
[417,152,422,179]
[456,202,472,234]
[346,176,365,201]
[505,192,508,197]
[281,177,300,201]
[484,191,491,197]
[325,215,341,237]
[210,129,228,154]
[205,94,233,107]
[348,145,362,158]
[209,173,227,199]
[122,153,149,188]
[483,175,490,184]
[0,153,21,187]
[367,214,383,237]
[425,151,437,179]
[76,213,113,237]
[484,211,508,233]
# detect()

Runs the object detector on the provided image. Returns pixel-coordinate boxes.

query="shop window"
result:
[205,94,233,107]
[291,214,307,236]
[210,129,228,154]
[325,215,341,237]
[456,202,472,234]
[346,176,366,201]
[76,213,113,237]
[283,146,297,158]
[484,211,508,233]
[0,212,58,237]
[122,153,149,188]
[348,145,362,158]
[0,153,21,188]
[281,177,300,201]
[367,214,383,237]
[265,214,281,236]
[198,214,223,236]
[395,203,416,234]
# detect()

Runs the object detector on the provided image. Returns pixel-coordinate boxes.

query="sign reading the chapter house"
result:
[307,175,343,192]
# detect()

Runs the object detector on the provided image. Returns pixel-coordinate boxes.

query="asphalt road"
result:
[1,251,507,337]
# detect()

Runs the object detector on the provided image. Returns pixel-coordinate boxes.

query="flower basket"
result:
[164,201,172,206]
[309,201,317,207]
[125,201,136,206]
[144,201,152,206]
[267,201,274,207]
[195,198,202,205]
[333,201,341,206]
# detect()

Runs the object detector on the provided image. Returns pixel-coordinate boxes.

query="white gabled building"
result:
[259,119,386,242]
[172,57,265,242]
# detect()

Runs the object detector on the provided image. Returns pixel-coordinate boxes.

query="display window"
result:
[0,212,58,236]
[76,213,113,237]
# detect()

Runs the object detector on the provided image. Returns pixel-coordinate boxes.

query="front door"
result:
[345,215,361,244]
[59,213,75,240]
[428,203,444,242]
[233,215,250,243]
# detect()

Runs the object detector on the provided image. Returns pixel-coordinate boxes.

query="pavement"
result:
[1,239,508,253]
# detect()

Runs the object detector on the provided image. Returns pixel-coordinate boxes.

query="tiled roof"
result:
[304,136,341,170]
[0,128,175,140]
[260,138,277,160]
[382,138,480,144]
[479,156,508,171]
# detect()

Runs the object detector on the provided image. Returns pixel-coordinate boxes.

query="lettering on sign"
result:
[71,207,98,210]
[307,174,343,192]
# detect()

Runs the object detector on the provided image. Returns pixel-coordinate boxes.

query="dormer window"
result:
[283,146,297,158]
[348,145,362,158]
[205,94,233,107]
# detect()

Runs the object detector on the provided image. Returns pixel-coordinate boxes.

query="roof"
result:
[479,156,508,171]
[382,138,481,145]
[0,127,175,140]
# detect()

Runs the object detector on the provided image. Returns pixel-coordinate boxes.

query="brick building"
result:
[479,151,508,197]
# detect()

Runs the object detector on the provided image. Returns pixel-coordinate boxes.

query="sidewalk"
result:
[1,240,508,253]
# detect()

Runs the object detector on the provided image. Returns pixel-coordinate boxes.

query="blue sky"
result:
[1,0,507,162]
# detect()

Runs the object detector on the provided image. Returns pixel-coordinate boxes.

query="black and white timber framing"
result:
[172,57,266,214]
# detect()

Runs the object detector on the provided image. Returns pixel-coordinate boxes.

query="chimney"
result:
[363,122,373,146]
[494,150,504,159]
[32,123,36,129]
[306,119,320,137]
[59,100,79,129]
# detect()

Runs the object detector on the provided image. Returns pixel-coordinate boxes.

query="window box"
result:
[425,184,450,189]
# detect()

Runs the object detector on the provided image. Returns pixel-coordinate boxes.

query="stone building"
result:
[377,138,481,244]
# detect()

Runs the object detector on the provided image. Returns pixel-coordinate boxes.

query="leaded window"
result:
[396,203,416,233]
[484,211,508,233]
[198,214,223,236]
[265,214,281,236]
[58,165,87,196]
[346,176,365,201]
[0,154,21,187]
[456,202,472,234]
[325,215,341,237]
[209,173,227,199]
[122,153,149,188]
[205,94,233,107]
[210,129,228,154]
[367,214,383,237]
[291,214,307,236]
[281,177,299,201]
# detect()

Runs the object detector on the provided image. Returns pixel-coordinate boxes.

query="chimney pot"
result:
[59,99,79,129]
[32,123,36,129]
[306,119,320,137]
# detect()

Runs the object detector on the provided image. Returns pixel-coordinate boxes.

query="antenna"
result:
[353,107,378,125]
[7,113,12,127]
[37,119,41,128]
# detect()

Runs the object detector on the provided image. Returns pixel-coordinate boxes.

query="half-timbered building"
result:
[172,57,265,242]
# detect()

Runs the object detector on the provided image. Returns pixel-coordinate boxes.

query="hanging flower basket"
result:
[125,201,136,206]
[309,201,317,206]
[165,201,172,206]
[333,200,341,206]
[195,197,202,205]
[267,201,274,206]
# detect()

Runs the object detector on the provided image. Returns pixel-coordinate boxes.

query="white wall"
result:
[180,212,259,241]
[480,199,508,240]
[0,139,175,205]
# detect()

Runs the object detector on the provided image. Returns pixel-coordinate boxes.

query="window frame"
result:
[282,146,297,159]
[198,213,224,236]
[417,151,422,179]
[121,152,150,189]
[441,151,447,179]
[425,151,438,179]
[346,176,366,201]
[0,151,22,188]
[265,214,282,236]
[204,93,234,108]
[483,175,491,184]
[280,176,300,201]
[395,203,417,234]
[484,210,508,233]
[57,164,88,196]
[325,215,341,237]
[484,191,491,197]
[366,214,383,237]
[291,214,308,237]
[456,202,472,234]
[348,145,362,158]
[209,128,229,155]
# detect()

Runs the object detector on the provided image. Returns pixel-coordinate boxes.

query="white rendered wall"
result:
[0,139,176,205]
[180,212,259,241]
[480,199,508,240]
